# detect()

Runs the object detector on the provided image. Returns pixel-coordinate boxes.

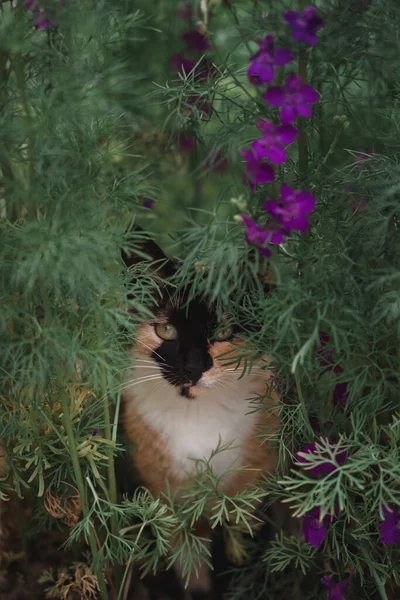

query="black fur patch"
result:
[152,299,216,391]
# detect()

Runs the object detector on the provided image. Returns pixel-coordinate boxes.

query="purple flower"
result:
[185,95,211,116]
[143,198,155,209]
[248,35,294,86]
[171,55,216,81]
[321,575,352,600]
[317,332,351,410]
[263,183,315,234]
[354,146,375,166]
[302,507,335,547]
[380,504,400,544]
[241,148,275,190]
[251,120,298,164]
[264,72,319,124]
[284,7,324,46]
[196,57,217,80]
[296,440,348,475]
[176,131,195,153]
[241,214,285,257]
[170,53,196,74]
[24,0,55,29]
[91,428,99,436]
[176,2,192,19]
[332,379,349,408]
[182,28,211,51]
[351,198,367,213]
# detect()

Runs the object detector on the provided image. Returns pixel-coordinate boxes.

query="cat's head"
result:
[122,227,267,400]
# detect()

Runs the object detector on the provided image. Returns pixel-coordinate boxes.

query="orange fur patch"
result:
[124,328,280,497]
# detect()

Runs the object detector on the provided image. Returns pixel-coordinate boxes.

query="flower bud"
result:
[231,195,247,211]
[233,214,244,223]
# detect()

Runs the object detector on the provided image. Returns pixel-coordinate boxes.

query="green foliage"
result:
[1,0,400,599]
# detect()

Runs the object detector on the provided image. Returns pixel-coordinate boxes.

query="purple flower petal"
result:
[241,214,286,255]
[275,124,299,145]
[274,47,294,66]
[285,72,303,91]
[263,199,280,218]
[280,104,298,124]
[288,213,310,231]
[265,144,287,164]
[351,198,367,213]
[322,574,352,600]
[176,2,192,19]
[295,190,316,213]
[284,7,324,46]
[256,120,275,135]
[295,440,348,475]
[380,504,400,544]
[182,29,211,51]
[301,506,334,547]
[264,86,286,107]
[302,520,326,547]
[268,228,286,244]
[248,62,275,85]
[176,131,195,152]
[250,139,268,160]
[284,10,298,25]
[143,198,155,209]
[300,84,320,103]
[250,34,275,61]
[170,53,196,73]
[296,102,312,118]
[247,161,275,185]
[35,17,52,29]
[242,149,275,185]
[280,183,293,200]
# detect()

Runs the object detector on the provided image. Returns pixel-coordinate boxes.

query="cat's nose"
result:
[184,365,203,384]
[184,350,213,384]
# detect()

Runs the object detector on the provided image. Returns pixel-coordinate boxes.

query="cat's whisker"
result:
[133,366,164,370]
[121,376,163,390]
[137,340,166,362]
[134,358,160,364]
[122,374,163,387]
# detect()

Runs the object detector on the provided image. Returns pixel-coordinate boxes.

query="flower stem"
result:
[313,124,344,180]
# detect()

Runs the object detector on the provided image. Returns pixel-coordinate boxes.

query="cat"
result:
[121,229,280,599]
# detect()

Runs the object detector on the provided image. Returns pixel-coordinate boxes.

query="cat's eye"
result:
[154,323,177,341]
[214,324,234,341]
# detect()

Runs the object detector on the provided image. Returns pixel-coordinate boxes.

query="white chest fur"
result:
[124,354,265,480]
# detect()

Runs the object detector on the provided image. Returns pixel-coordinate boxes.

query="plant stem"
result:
[14,53,36,218]
[313,124,344,180]
[359,545,389,600]
[59,377,108,597]
[292,356,313,436]
[101,370,118,524]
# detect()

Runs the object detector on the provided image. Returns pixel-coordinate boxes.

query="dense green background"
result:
[1,1,400,599]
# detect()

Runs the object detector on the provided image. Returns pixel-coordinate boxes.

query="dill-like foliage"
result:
[1,1,400,599]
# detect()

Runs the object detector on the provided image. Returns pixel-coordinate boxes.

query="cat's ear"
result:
[121,224,177,278]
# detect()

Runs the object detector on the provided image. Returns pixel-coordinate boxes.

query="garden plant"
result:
[1,0,400,599]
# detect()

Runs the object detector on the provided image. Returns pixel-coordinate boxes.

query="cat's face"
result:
[133,295,243,399]
[122,226,262,400]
